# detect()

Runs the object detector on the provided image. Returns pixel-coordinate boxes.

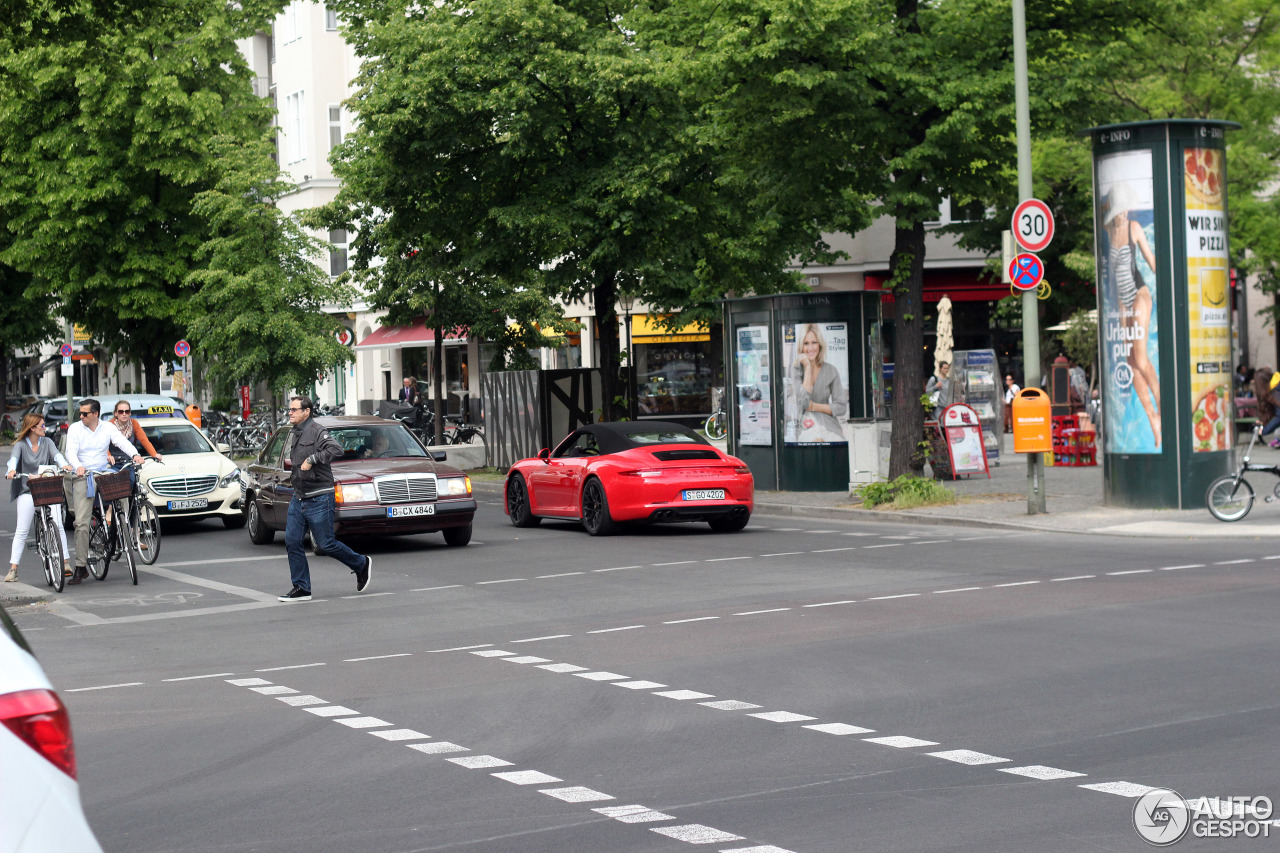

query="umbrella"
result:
[934,294,954,377]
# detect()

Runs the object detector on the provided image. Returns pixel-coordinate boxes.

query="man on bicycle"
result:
[65,399,144,585]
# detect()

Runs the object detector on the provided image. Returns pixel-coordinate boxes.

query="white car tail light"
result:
[0,689,77,778]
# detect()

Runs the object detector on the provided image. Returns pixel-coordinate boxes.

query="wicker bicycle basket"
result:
[94,470,133,502]
[28,476,67,508]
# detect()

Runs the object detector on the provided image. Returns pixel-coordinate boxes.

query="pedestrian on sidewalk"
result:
[5,414,73,583]
[278,396,371,602]
[1003,374,1020,433]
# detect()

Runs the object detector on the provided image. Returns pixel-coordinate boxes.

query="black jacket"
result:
[399,385,420,406]
[288,416,344,499]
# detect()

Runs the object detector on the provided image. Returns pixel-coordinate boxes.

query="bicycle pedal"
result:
[1266,496,1276,503]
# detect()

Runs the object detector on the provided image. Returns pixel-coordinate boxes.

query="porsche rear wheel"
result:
[507,475,540,528]
[581,478,618,536]
[709,513,750,533]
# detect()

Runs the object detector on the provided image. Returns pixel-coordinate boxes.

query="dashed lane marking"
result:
[65,682,145,692]
[734,608,791,616]
[867,593,919,600]
[802,600,856,608]
[664,616,720,624]
[1001,765,1086,780]
[536,572,585,578]
[1159,564,1203,571]
[343,653,411,662]
[257,663,326,671]
[934,587,983,594]
[1051,575,1095,582]
[1107,570,1152,576]
[511,634,572,643]
[476,578,526,585]
[162,672,235,682]
[587,625,645,633]
[1080,781,1156,797]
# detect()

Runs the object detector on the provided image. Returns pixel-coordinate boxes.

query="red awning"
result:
[864,271,1008,303]
[354,319,467,350]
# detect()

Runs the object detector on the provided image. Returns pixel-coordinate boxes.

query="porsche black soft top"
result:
[581,421,710,455]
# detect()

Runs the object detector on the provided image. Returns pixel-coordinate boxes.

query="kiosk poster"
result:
[1184,147,1232,452]
[734,325,772,446]
[940,403,989,476]
[1097,150,1162,453]
[782,321,850,445]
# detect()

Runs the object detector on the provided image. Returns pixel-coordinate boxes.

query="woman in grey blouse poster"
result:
[783,322,850,444]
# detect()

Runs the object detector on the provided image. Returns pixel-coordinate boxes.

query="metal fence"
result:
[482,368,601,468]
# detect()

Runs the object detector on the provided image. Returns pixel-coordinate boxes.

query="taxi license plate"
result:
[387,504,436,518]
[682,489,725,501]
[167,498,208,511]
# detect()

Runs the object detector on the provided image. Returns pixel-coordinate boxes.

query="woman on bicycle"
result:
[108,401,163,476]
[4,414,72,583]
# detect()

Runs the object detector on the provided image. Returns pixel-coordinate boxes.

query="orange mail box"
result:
[1012,387,1052,453]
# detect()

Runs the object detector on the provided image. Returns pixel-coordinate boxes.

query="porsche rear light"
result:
[0,688,77,778]
[734,466,751,475]
[620,470,664,478]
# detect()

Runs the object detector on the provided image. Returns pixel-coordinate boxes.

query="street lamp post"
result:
[618,293,636,419]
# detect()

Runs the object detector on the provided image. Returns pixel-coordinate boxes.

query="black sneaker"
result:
[278,587,312,602]
[355,556,371,593]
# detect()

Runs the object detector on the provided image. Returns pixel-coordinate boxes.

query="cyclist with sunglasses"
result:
[107,403,163,479]
[64,399,143,584]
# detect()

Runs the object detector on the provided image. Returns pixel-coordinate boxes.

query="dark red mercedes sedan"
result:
[241,416,476,547]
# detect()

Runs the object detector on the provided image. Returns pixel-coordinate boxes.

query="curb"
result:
[1,580,54,605]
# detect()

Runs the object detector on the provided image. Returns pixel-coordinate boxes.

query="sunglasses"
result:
[115,409,131,415]
[288,407,307,412]
[77,411,93,418]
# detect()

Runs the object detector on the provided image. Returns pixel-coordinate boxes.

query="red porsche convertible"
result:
[504,421,754,535]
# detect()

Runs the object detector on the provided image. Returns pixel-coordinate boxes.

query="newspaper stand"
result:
[1052,415,1097,467]
[937,403,991,480]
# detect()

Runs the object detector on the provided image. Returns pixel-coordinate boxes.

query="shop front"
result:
[354,318,479,419]
[630,314,714,422]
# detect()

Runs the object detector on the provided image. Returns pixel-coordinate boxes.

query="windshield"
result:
[330,424,428,459]
[148,424,214,455]
[625,430,706,447]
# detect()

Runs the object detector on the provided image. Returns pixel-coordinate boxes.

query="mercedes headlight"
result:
[440,476,472,496]
[219,468,244,489]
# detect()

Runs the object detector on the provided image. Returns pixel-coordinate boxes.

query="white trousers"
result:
[9,494,70,567]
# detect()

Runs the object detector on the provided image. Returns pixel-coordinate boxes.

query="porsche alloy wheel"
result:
[507,475,540,528]
[709,513,750,533]
[581,479,618,536]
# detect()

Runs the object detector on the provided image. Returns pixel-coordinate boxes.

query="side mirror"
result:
[216,442,231,455]
[538,448,551,462]
[430,450,447,462]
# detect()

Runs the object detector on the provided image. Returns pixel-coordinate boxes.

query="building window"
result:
[328,105,343,152]
[325,5,338,30]
[283,90,305,163]
[329,229,348,276]
[277,2,301,45]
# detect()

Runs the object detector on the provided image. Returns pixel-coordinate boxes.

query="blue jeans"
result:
[1262,415,1280,438]
[286,493,365,593]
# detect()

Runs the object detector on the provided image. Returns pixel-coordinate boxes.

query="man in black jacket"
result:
[278,397,371,602]
[398,376,420,406]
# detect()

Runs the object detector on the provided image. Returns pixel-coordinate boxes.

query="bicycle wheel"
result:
[132,499,162,565]
[705,411,727,441]
[1206,475,1254,522]
[86,496,111,580]
[115,500,137,584]
[39,512,64,593]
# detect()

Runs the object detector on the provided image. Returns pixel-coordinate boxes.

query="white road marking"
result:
[1107,570,1152,575]
[722,847,797,853]
[1000,765,1086,780]
[653,689,715,700]
[1080,781,1156,797]
[66,682,145,692]
[539,786,614,803]
[369,729,430,741]
[993,581,1040,588]
[471,649,514,657]
[428,644,492,652]
[701,700,762,711]
[812,547,856,553]
[934,587,982,593]
[804,530,837,534]
[277,695,326,707]
[651,824,743,844]
[587,625,645,633]
[664,616,720,624]
[760,552,803,557]
[841,532,875,536]
[536,572,585,578]
[503,656,552,664]
[909,540,950,545]
[594,566,642,572]
[863,735,939,748]
[748,711,817,723]
[575,671,629,681]
[336,716,392,728]
[511,635,572,643]
[476,578,526,585]
[413,585,463,591]
[708,556,752,562]
[448,755,513,769]
[1215,559,1254,565]
[162,672,234,681]
[408,741,469,754]
[804,723,874,735]
[226,678,272,687]
[102,600,281,624]
[343,653,411,662]
[803,600,857,608]
[159,555,287,567]
[492,770,563,785]
[1051,575,1095,582]
[772,528,804,532]
[734,608,791,615]
[594,805,675,823]
[614,680,667,689]
[864,544,903,549]
[928,749,1009,765]
[257,663,326,671]
[250,685,298,695]
[141,564,280,602]
[341,591,395,599]
[1159,565,1202,571]
[653,560,696,566]
[304,706,359,717]
[867,593,919,600]
[538,663,590,673]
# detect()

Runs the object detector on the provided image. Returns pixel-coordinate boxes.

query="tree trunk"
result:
[432,321,445,445]
[887,219,927,479]
[143,350,161,394]
[593,273,625,421]
[0,351,8,431]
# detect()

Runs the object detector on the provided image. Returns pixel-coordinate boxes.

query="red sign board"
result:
[1012,199,1055,252]
[240,385,252,420]
[939,403,991,479]
[1008,252,1045,291]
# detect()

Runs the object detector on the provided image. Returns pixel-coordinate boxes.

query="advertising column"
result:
[1183,147,1232,452]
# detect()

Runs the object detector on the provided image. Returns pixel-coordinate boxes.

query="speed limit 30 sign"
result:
[1012,198,1055,253]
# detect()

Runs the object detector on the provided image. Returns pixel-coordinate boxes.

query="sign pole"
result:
[1014,0,1046,513]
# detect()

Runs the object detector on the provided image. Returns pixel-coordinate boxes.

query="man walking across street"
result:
[279,396,371,602]
[65,399,144,584]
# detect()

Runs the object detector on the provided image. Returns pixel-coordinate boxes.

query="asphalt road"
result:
[4,495,1279,853]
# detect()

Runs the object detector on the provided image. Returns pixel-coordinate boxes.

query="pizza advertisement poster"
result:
[1184,146,1231,453]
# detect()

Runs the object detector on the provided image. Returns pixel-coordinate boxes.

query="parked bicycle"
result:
[1205,424,1280,521]
[20,470,68,593]
[704,403,727,441]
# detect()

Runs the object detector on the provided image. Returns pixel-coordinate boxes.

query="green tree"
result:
[0,0,285,391]
[320,0,818,420]
[0,257,59,419]
[186,137,356,420]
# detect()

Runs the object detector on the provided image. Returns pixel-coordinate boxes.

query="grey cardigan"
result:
[7,436,69,501]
